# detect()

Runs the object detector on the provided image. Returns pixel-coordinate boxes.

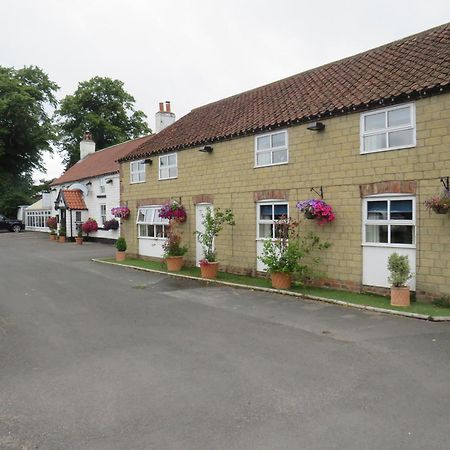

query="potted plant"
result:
[258,217,330,289]
[58,226,66,243]
[47,216,58,240]
[196,207,235,279]
[163,222,188,271]
[296,199,335,224]
[82,218,98,239]
[159,200,187,223]
[111,206,131,220]
[103,218,119,231]
[424,190,450,214]
[75,228,83,245]
[115,237,127,261]
[388,253,413,307]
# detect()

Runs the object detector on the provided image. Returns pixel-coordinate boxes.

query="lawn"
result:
[100,258,450,317]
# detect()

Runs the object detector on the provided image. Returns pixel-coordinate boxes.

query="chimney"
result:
[155,101,176,133]
[79,131,96,159]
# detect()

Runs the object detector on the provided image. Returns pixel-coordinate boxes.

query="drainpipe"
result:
[70,210,73,239]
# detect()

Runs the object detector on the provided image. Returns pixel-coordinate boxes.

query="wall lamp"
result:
[105,178,113,184]
[144,159,153,165]
[199,145,213,153]
[85,181,92,186]
[307,121,325,131]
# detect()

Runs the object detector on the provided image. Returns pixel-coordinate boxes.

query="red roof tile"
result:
[123,23,450,161]
[51,135,152,186]
[62,190,87,210]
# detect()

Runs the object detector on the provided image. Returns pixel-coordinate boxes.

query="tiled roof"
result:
[123,23,450,161]
[62,190,88,210]
[51,135,152,186]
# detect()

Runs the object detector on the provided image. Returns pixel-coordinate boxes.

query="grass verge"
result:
[99,258,450,317]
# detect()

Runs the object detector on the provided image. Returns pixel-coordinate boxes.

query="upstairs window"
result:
[361,103,415,153]
[136,206,169,238]
[99,177,106,194]
[255,130,288,167]
[130,160,146,183]
[159,153,177,180]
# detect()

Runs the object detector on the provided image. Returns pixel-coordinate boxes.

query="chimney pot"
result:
[83,131,92,141]
[159,102,164,112]
[165,101,171,113]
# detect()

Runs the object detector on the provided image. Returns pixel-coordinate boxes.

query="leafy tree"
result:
[56,77,151,168]
[0,65,58,215]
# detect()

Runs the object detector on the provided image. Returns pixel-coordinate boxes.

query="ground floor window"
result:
[100,204,107,225]
[26,210,51,228]
[136,206,169,238]
[363,196,415,246]
[257,202,289,239]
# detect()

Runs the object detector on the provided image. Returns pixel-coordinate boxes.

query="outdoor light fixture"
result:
[85,181,92,186]
[199,145,213,153]
[307,121,325,131]
[144,159,153,165]
[105,178,113,184]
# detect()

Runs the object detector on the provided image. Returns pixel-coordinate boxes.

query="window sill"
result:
[360,144,416,155]
[130,180,146,185]
[254,161,288,169]
[138,236,167,240]
[362,243,416,249]
[158,176,178,181]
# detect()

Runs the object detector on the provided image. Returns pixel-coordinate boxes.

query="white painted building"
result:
[25,193,51,232]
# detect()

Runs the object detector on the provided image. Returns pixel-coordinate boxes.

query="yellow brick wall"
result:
[121,94,450,298]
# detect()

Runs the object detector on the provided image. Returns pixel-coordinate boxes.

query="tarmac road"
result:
[0,232,449,449]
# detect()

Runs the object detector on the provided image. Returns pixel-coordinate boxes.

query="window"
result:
[255,130,288,167]
[100,204,107,225]
[363,197,415,247]
[360,103,415,153]
[99,177,106,194]
[75,211,82,222]
[159,153,177,180]
[257,202,289,239]
[130,160,146,183]
[136,206,169,238]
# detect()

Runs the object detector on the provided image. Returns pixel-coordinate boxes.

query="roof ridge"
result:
[191,22,450,113]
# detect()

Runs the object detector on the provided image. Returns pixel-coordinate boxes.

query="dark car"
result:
[0,214,25,232]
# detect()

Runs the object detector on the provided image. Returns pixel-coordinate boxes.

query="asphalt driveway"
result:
[0,232,449,449]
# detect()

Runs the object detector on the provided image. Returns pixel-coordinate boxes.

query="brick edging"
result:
[91,259,450,322]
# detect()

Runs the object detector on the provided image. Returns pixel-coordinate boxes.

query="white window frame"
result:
[130,160,146,184]
[256,201,289,240]
[99,177,106,194]
[360,103,416,154]
[254,130,289,168]
[136,206,169,239]
[100,204,107,225]
[159,153,178,180]
[362,195,416,249]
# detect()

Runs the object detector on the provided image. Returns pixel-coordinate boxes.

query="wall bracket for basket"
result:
[440,177,449,191]
[310,186,324,199]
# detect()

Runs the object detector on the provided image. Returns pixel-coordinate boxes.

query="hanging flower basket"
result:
[111,206,130,220]
[159,200,187,223]
[296,199,335,224]
[424,191,450,215]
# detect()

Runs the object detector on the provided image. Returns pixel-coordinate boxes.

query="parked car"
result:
[0,214,25,232]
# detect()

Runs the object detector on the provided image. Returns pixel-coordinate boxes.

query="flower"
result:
[111,206,130,219]
[162,222,188,257]
[296,199,335,224]
[103,218,119,231]
[46,216,58,230]
[424,190,450,214]
[159,200,187,223]
[199,259,213,267]
[82,218,98,234]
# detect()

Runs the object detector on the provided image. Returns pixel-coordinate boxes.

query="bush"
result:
[115,237,127,252]
[432,296,450,308]
[82,218,98,235]
[47,216,58,230]
[387,253,412,287]
[163,222,187,257]
[59,226,66,237]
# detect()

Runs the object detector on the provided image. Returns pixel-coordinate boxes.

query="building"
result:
[50,132,152,241]
[119,24,450,300]
[25,193,51,232]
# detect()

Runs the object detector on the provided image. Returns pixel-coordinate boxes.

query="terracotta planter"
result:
[166,256,184,272]
[49,234,57,241]
[200,262,219,279]
[271,272,292,289]
[75,237,83,245]
[59,236,66,243]
[390,286,410,307]
[115,250,126,262]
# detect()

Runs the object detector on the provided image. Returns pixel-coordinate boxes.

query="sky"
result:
[2,0,449,182]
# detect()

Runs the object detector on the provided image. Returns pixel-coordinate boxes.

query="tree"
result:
[56,77,151,168]
[0,65,58,215]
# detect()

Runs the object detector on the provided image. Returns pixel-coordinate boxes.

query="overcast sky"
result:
[2,0,449,182]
